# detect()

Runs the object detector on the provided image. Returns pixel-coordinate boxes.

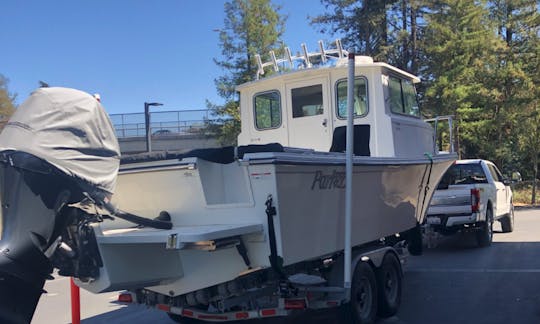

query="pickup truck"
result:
[425,159,514,247]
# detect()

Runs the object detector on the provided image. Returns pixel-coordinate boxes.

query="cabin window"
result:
[254,90,281,130]
[336,77,368,119]
[291,84,323,118]
[388,76,420,117]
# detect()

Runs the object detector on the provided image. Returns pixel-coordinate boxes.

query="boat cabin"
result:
[237,41,434,158]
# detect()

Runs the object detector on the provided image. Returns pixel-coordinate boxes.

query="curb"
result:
[515,205,540,210]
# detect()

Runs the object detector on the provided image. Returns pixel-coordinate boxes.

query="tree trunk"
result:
[410,0,418,74]
[401,0,408,70]
[380,1,388,61]
[456,123,461,159]
[505,3,514,46]
[532,153,538,205]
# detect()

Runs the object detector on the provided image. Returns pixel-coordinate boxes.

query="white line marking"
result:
[407,268,540,273]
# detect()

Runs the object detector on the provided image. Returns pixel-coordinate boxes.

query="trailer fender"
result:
[327,246,403,288]
[351,247,402,277]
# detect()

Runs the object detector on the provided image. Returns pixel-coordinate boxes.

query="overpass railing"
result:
[110,109,221,138]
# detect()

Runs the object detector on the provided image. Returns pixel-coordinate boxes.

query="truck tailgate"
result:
[427,188,472,215]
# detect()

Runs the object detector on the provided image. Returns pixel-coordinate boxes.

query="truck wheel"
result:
[500,203,515,233]
[344,261,378,324]
[376,252,402,318]
[476,208,493,247]
[167,313,203,324]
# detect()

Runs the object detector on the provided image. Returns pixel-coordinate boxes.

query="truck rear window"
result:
[437,163,488,189]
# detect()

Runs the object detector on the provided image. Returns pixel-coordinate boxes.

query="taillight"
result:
[117,292,133,303]
[471,188,480,212]
[284,298,307,310]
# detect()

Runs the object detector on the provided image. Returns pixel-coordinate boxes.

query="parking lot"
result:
[32,208,540,324]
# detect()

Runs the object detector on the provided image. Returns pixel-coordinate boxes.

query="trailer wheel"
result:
[376,252,402,317]
[167,313,203,324]
[344,261,378,324]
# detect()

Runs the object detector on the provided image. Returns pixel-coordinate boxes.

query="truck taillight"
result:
[471,188,480,212]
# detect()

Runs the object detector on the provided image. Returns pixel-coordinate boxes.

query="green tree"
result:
[311,0,392,62]
[482,1,537,173]
[384,0,425,75]
[496,0,540,203]
[311,0,426,75]
[209,0,286,146]
[0,74,16,129]
[421,1,504,160]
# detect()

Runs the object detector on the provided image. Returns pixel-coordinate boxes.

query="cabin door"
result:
[286,78,332,151]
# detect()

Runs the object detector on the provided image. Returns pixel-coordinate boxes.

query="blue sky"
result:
[0,1,334,115]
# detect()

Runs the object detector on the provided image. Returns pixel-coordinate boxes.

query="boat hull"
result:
[80,151,454,296]
[274,162,443,265]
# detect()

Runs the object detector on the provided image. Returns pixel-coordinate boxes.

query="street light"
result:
[144,102,163,152]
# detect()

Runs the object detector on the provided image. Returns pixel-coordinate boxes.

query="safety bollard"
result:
[70,278,80,324]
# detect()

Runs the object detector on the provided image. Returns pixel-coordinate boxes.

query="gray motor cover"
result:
[0,87,120,193]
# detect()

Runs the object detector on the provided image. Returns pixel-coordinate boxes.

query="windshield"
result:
[437,163,487,189]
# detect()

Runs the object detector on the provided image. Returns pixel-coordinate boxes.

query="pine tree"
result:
[311,0,426,75]
[311,0,392,62]
[495,0,540,203]
[384,0,425,74]
[421,0,503,159]
[208,0,286,145]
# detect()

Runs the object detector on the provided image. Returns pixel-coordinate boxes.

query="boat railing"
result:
[255,39,349,79]
[425,115,455,154]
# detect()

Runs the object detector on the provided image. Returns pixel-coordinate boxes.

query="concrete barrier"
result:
[118,134,220,154]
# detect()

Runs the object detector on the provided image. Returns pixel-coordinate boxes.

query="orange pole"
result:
[70,278,80,324]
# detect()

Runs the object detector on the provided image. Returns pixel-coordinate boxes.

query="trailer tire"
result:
[342,261,378,324]
[500,203,514,233]
[376,252,402,318]
[167,313,203,324]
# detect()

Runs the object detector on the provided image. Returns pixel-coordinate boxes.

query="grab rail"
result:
[425,115,454,154]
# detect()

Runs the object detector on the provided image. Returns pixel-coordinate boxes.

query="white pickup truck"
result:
[425,159,514,247]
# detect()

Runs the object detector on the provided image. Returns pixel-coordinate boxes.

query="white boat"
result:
[80,41,456,294]
[0,40,455,323]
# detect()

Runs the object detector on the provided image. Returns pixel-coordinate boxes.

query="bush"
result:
[512,180,539,205]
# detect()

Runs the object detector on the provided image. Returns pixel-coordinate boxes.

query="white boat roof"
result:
[237,59,420,91]
[237,40,420,91]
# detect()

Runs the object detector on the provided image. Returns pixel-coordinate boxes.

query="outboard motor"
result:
[0,88,120,323]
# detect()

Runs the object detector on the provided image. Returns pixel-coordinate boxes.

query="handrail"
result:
[425,115,454,154]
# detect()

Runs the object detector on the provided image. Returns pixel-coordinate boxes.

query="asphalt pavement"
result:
[32,208,540,324]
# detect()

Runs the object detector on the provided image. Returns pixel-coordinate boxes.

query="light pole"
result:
[144,102,163,152]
